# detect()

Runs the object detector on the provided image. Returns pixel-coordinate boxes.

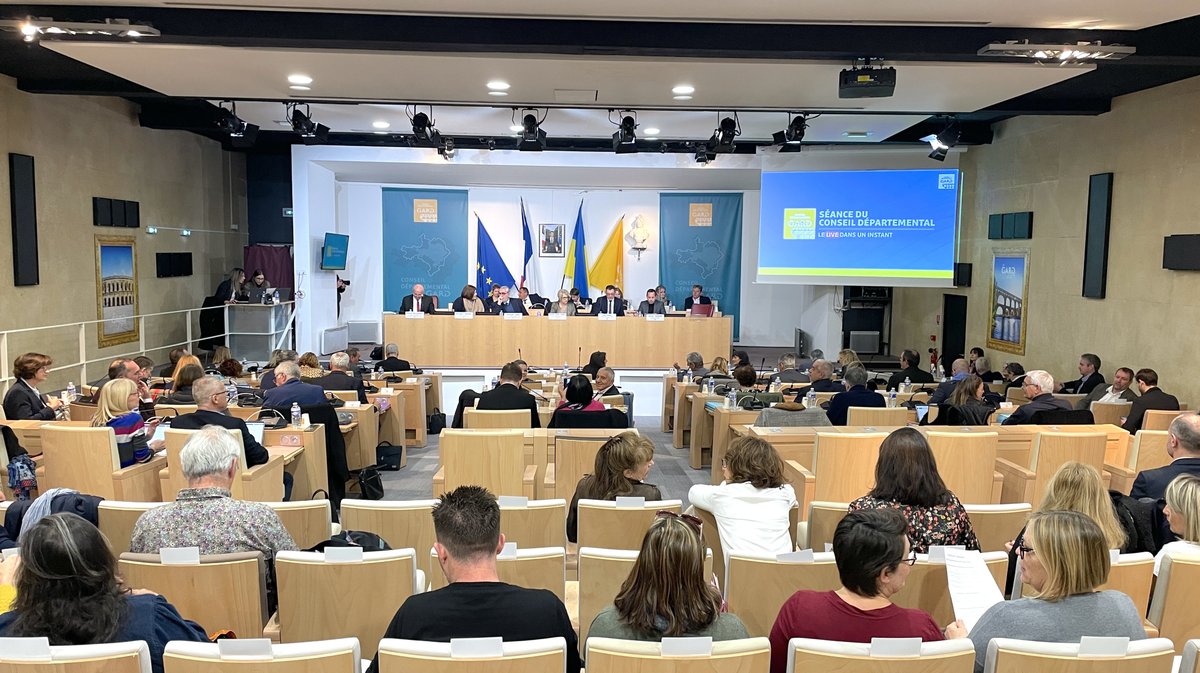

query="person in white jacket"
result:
[689,436,797,556]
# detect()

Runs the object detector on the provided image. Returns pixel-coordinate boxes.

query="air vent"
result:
[554,89,599,104]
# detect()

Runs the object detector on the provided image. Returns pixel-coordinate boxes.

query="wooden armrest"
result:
[995,457,1035,505]
[432,466,445,493]
[1101,469,1112,490]
[262,612,281,643]
[241,454,285,482]
[112,455,168,479]
[992,470,1004,504]
[1142,619,1159,639]
[543,463,556,488]
[1104,462,1136,496]
[783,459,815,522]
[522,464,537,499]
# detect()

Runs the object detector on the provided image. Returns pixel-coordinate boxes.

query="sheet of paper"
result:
[944,548,1003,632]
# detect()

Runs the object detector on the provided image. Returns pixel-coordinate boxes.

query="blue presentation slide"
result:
[757,169,960,286]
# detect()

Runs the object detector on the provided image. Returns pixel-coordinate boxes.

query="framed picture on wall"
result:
[986,249,1029,356]
[95,235,140,348]
[540,223,565,257]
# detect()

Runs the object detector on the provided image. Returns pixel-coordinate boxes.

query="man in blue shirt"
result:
[262,361,330,407]
[928,358,970,406]
[825,365,885,426]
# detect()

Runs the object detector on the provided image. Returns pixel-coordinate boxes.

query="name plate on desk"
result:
[405,311,426,319]
[502,312,524,321]
[598,313,617,321]
[546,312,568,321]
[645,314,665,322]
[454,311,475,320]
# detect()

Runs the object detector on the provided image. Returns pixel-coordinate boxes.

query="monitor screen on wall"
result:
[320,232,349,270]
[756,169,960,287]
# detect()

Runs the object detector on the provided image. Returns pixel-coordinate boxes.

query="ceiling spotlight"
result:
[287,74,313,85]
[438,138,457,160]
[288,103,329,145]
[2,17,161,41]
[518,110,547,152]
[706,114,740,154]
[487,80,511,90]
[215,101,259,149]
[672,85,695,95]
[409,110,444,147]
[772,113,813,153]
[694,144,713,164]
[921,119,960,161]
[372,120,390,130]
[978,40,1135,62]
[611,110,638,154]
[146,226,158,235]
[488,91,509,97]
[673,95,693,101]
[180,228,192,237]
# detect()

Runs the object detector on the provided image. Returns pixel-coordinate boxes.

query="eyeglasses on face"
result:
[900,548,918,566]
[1017,545,1035,558]
[655,510,703,532]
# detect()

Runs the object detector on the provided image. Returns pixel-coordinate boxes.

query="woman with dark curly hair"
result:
[689,436,797,555]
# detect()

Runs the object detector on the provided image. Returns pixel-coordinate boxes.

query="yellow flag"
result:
[588,217,624,291]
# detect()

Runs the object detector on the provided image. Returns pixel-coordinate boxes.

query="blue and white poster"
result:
[659,193,743,338]
[988,249,1029,356]
[382,188,468,312]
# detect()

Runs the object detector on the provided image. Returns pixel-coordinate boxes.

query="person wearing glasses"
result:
[968,510,1146,673]
[3,352,64,421]
[1000,369,1072,425]
[566,432,660,543]
[586,512,749,646]
[688,437,797,556]
[768,508,963,673]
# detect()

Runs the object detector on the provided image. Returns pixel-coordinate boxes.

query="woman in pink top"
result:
[556,375,605,412]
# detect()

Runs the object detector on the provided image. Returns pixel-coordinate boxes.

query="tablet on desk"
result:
[151,423,169,444]
[915,405,929,423]
[245,422,265,444]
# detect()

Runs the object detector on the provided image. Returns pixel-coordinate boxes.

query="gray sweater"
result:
[968,591,1146,673]
[586,606,749,649]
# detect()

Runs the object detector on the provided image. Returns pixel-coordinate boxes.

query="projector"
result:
[839,66,896,99]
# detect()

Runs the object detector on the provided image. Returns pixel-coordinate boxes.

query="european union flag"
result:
[476,214,516,293]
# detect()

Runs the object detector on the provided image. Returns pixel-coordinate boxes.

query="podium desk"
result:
[227,304,290,362]
[338,405,379,471]
[368,391,407,456]
[367,378,430,447]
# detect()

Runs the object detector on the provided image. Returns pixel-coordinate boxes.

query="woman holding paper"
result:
[968,510,1145,673]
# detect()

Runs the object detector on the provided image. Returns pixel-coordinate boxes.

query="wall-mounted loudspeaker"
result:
[9,153,39,286]
[93,197,140,228]
[1163,234,1200,271]
[1082,173,1113,298]
[155,252,193,278]
[953,263,972,287]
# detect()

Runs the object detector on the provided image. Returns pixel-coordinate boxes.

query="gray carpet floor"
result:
[379,417,709,509]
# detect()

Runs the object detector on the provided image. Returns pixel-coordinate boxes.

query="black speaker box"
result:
[1163,235,1200,271]
[9,154,39,286]
[1083,173,1114,298]
[953,263,973,287]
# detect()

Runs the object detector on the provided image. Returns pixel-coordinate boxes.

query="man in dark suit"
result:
[171,375,270,468]
[259,349,297,392]
[1121,368,1180,434]
[263,362,331,408]
[1131,412,1200,499]
[488,287,528,315]
[636,288,667,316]
[315,352,368,404]
[682,284,712,312]
[399,283,436,313]
[591,286,623,316]
[375,343,414,373]
[593,367,620,397]
[477,362,540,427]
[796,360,841,396]
[770,353,809,386]
[825,365,884,426]
[928,359,970,406]
[1076,366,1138,410]
[886,349,936,391]
[1057,353,1106,395]
[518,287,547,311]
[91,358,149,404]
[1002,370,1073,425]
[346,347,365,380]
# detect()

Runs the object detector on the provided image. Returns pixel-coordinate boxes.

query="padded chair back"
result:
[98,500,170,555]
[1027,431,1107,504]
[275,549,420,659]
[265,500,336,549]
[1091,401,1133,426]
[963,504,1033,553]
[40,425,120,497]
[1099,552,1155,617]
[118,551,267,639]
[846,406,908,426]
[1144,409,1187,432]
[161,428,252,500]
[810,432,887,502]
[804,501,849,551]
[1126,430,1171,475]
[788,638,975,673]
[983,637,1175,673]
[428,546,566,601]
[893,552,1007,625]
[1005,387,1029,405]
[548,435,612,500]
[724,553,840,637]
[500,498,567,549]
[68,401,98,421]
[585,637,770,673]
[440,429,529,496]
[1148,551,1200,653]
[463,408,533,429]
[163,638,361,673]
[377,637,566,673]
[548,409,629,429]
[690,304,714,317]
[339,499,438,579]
[0,639,151,673]
[326,390,359,402]
[576,499,681,550]
[1051,394,1088,408]
[1181,640,1200,673]
[926,431,1000,504]
[599,395,625,407]
[1029,409,1094,425]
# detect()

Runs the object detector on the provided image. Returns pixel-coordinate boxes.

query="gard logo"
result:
[938,173,957,190]
[783,208,817,240]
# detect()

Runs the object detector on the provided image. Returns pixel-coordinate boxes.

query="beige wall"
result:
[0,75,246,390]
[894,74,1200,407]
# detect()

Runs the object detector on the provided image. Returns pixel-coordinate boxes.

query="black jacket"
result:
[1001,393,1073,425]
[171,409,269,467]
[683,295,712,310]
[314,371,368,404]
[399,294,436,313]
[1061,371,1105,395]
[886,366,935,391]
[476,384,540,428]
[1131,457,1200,500]
[796,378,842,397]
[2,379,56,421]
[376,357,413,373]
[1,492,104,550]
[1121,387,1180,434]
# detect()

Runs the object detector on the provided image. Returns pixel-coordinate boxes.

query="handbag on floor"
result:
[354,465,386,500]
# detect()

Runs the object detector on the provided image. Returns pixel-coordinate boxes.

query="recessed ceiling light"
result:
[672,85,695,95]
[672,95,692,101]
[373,131,388,135]
[488,91,509,97]
[289,85,311,91]
[509,124,523,133]
[843,131,872,138]
[486,81,510,90]
[643,127,661,136]
[287,74,313,85]
[372,120,390,129]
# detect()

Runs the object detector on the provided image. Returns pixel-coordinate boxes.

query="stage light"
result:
[288,103,329,145]
[706,114,739,154]
[438,137,457,160]
[921,119,960,161]
[216,101,259,149]
[611,110,638,154]
[772,113,811,153]
[410,110,443,146]
[518,110,547,151]
[694,144,713,164]
[978,40,1135,62]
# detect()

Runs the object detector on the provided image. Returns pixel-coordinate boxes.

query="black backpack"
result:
[306,530,391,553]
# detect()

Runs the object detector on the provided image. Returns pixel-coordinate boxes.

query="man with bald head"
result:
[400,283,436,313]
[928,358,970,406]
[795,359,841,397]
[1130,413,1200,500]
[90,358,148,404]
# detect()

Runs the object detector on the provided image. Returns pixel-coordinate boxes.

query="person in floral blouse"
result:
[848,427,979,553]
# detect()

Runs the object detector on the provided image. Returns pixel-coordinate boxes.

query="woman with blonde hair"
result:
[837,348,859,373]
[170,354,203,385]
[566,432,660,543]
[158,364,203,405]
[709,356,731,377]
[970,510,1145,672]
[298,352,324,379]
[547,289,577,315]
[1155,473,1200,575]
[587,513,748,645]
[689,436,797,555]
[209,346,232,369]
[91,378,161,467]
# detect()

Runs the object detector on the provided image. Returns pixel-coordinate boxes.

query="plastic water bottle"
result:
[250,370,257,384]
[562,362,569,381]
[65,381,76,400]
[903,376,911,394]
[889,390,898,408]
[290,402,302,428]
[491,376,500,389]
[726,389,737,409]
[272,289,280,304]
[806,390,817,409]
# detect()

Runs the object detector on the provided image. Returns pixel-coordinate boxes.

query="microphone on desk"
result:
[518,347,522,363]
[758,357,768,384]
[577,347,582,372]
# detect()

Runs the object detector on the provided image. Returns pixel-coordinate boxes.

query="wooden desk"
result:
[337,405,379,471]
[368,392,407,459]
[671,383,700,449]
[687,394,724,468]
[0,419,90,456]
[367,381,427,447]
[262,425,328,500]
[661,375,677,432]
[707,406,764,479]
[382,314,731,368]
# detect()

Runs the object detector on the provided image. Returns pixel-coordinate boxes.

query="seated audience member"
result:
[548,288,578,315]
[171,376,270,469]
[753,399,833,427]
[885,350,934,392]
[970,511,1145,673]
[703,356,733,380]
[566,432,660,543]
[945,374,994,425]
[1156,473,1200,575]
[688,436,797,556]
[0,489,105,551]
[795,359,841,397]
[1004,462,1140,596]
[770,353,809,386]
[674,351,709,379]
[1057,353,1106,395]
[655,285,669,307]
[594,367,619,397]
[591,285,623,316]
[730,350,751,369]
[682,284,711,311]
[967,347,985,372]
[1002,361,1027,390]
[553,375,605,416]
[849,428,978,553]
[569,286,589,309]
[731,364,757,391]
[614,287,629,312]
[1131,413,1200,499]
[928,358,970,406]
[836,348,859,374]
[1001,370,1072,425]
[315,351,368,404]
[0,513,209,673]
[637,288,666,315]
[133,356,155,382]
[262,361,330,408]
[582,351,607,377]
[157,347,188,377]
[92,378,162,467]
[169,354,203,383]
[399,283,436,314]
[297,352,325,379]
[511,359,531,384]
[258,349,297,392]
[346,347,364,379]
[3,352,64,420]
[130,425,296,558]
[972,356,1003,383]
[587,513,749,646]
[477,362,540,427]
[209,347,232,371]
[1078,366,1137,410]
[157,363,203,405]
[91,357,149,404]
[826,365,884,426]
[768,508,961,673]
[216,359,243,379]
[1121,368,1180,434]
[452,284,485,313]
[366,486,581,673]
[0,554,15,609]
[518,286,546,311]
[375,343,413,373]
